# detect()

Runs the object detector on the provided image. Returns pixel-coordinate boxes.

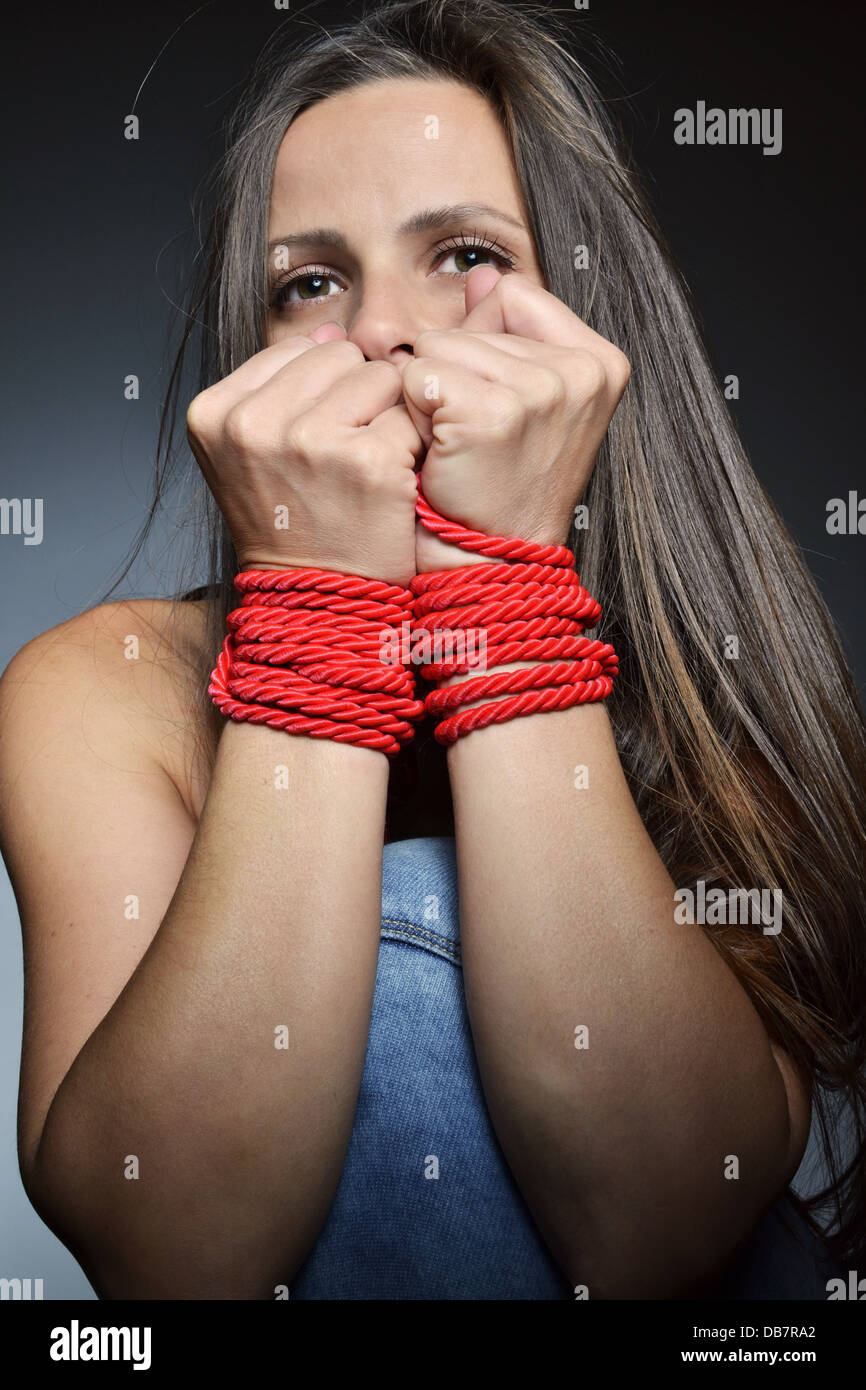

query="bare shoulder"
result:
[0,596,215,821]
[0,596,219,1178]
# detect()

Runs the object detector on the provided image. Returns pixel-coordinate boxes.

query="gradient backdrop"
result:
[1,0,863,1297]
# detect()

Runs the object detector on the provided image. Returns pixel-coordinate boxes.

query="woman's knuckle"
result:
[223,401,261,450]
[490,391,525,440]
[285,415,321,460]
[530,366,566,412]
[366,358,400,385]
[349,436,384,476]
[611,346,632,389]
[572,349,607,400]
[186,391,213,440]
[327,338,365,369]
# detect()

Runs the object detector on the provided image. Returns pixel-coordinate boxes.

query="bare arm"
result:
[1,331,422,1298]
[400,275,812,1298]
[2,606,388,1299]
[444,679,812,1298]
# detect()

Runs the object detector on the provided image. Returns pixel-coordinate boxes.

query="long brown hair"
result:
[101,0,866,1270]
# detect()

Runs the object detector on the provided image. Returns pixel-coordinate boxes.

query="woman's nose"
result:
[308,319,414,367]
[341,275,434,365]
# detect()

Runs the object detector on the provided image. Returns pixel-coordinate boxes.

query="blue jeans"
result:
[290,836,840,1299]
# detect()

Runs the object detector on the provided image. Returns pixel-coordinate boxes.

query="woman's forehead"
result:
[268,77,526,231]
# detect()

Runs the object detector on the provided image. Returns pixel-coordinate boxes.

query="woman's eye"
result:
[269,238,516,312]
[270,271,344,311]
[434,242,515,276]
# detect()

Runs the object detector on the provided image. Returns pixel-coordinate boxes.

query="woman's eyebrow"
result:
[267,202,528,254]
[397,203,528,235]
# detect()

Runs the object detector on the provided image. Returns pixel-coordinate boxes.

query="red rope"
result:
[208,482,616,754]
[209,569,424,756]
[410,482,618,745]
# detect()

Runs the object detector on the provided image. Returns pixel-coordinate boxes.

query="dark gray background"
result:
[1,0,862,1296]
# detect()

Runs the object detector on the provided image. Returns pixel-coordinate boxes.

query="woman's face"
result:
[265,76,545,365]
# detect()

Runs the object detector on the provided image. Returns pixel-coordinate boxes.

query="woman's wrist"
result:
[219,710,394,770]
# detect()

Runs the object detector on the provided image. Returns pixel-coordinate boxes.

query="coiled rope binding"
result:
[410,482,618,744]
[209,479,617,753]
[209,569,424,756]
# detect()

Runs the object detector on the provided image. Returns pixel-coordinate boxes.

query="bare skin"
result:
[0,77,810,1299]
[0,77,557,1299]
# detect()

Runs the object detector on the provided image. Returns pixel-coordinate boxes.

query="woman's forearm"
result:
[447,682,796,1298]
[29,719,388,1299]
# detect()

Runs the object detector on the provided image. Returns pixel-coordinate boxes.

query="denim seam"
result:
[380,916,462,964]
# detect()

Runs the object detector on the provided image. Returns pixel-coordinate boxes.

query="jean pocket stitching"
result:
[380,917,462,964]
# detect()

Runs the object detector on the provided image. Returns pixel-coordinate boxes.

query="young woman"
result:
[2,0,864,1300]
